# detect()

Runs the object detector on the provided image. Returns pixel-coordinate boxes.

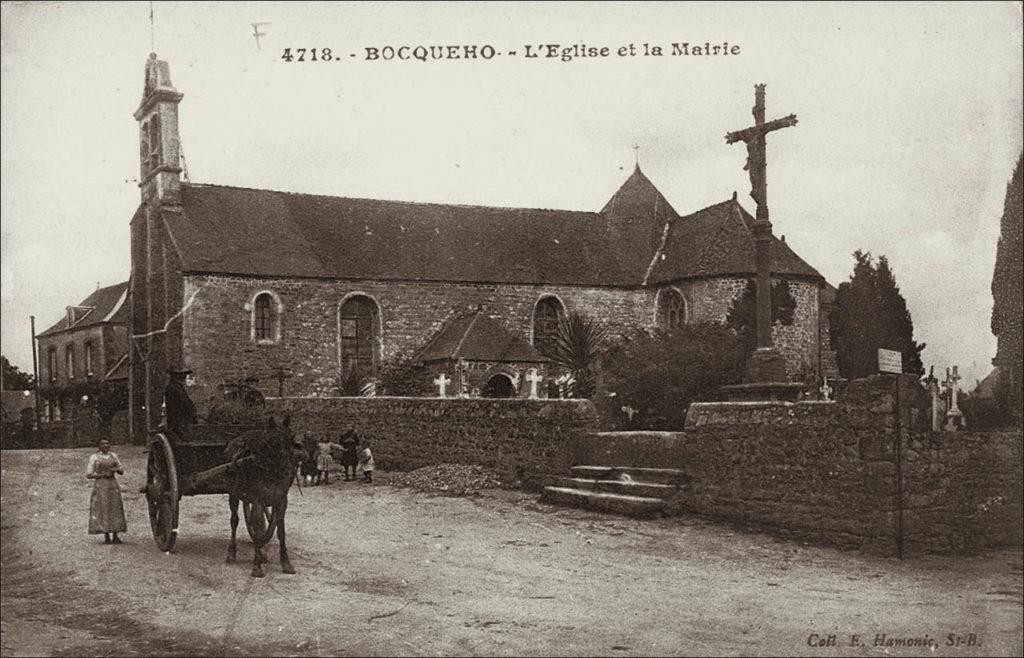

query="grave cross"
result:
[433,373,451,398]
[942,366,964,430]
[526,368,543,399]
[725,84,798,351]
[819,377,833,402]
[457,358,469,398]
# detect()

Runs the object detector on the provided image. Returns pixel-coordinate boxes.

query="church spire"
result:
[133,53,184,204]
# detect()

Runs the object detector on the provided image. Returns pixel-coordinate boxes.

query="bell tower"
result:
[133,53,183,204]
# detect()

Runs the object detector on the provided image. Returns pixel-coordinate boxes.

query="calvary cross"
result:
[724,84,798,224]
[724,84,798,353]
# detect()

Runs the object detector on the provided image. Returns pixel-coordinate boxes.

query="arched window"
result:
[250,291,281,343]
[84,342,94,375]
[533,296,565,356]
[65,345,76,380]
[657,289,687,330]
[339,295,380,379]
[47,349,57,384]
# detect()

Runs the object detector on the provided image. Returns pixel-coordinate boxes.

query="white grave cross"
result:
[819,377,833,401]
[942,366,965,430]
[433,373,451,398]
[526,368,543,399]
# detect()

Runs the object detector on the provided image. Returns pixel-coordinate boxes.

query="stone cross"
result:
[819,377,833,401]
[725,84,798,352]
[526,368,543,399]
[433,373,451,398]
[942,366,964,430]
[925,366,944,431]
[457,358,469,398]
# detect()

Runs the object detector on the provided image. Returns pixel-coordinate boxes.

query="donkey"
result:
[224,416,305,577]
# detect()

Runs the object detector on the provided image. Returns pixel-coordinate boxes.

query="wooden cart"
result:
[144,425,284,552]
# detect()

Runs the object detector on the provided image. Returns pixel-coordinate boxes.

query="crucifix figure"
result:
[526,368,543,399]
[725,84,798,379]
[433,373,451,398]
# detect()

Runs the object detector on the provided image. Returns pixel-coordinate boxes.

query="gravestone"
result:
[526,368,543,399]
[433,373,451,398]
[942,366,966,431]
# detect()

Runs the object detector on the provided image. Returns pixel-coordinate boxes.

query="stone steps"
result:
[540,486,667,518]
[556,477,678,499]
[541,464,690,519]
[569,465,689,486]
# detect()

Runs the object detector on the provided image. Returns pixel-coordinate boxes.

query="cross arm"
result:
[724,114,799,144]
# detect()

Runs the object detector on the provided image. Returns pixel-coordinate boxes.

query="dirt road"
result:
[1,446,1021,656]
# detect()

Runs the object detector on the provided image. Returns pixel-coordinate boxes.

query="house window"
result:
[47,349,57,384]
[84,342,94,376]
[65,345,76,380]
[338,296,379,379]
[658,289,687,330]
[533,296,566,357]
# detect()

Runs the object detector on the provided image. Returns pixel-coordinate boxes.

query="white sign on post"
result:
[878,348,903,374]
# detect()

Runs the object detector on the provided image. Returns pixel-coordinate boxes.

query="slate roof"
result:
[37,282,129,338]
[415,312,549,364]
[160,167,823,287]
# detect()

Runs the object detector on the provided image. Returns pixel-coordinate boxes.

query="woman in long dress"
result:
[86,439,127,544]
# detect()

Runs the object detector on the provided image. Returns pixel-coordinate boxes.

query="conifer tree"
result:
[991,152,1023,424]
[830,251,925,378]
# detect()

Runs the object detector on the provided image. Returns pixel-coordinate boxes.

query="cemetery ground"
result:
[1,447,1021,657]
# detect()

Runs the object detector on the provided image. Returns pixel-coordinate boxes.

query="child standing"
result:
[340,429,360,481]
[357,441,374,483]
[315,435,343,485]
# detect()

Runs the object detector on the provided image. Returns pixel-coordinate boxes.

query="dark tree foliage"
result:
[598,324,746,431]
[831,250,925,378]
[990,152,1023,425]
[1,355,33,390]
[375,355,434,397]
[538,311,610,399]
[725,278,797,355]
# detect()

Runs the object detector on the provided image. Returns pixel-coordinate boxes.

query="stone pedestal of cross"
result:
[526,368,543,399]
[433,373,451,398]
[942,366,965,431]
[725,84,798,384]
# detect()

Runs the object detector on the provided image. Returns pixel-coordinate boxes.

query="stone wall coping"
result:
[266,395,592,405]
[689,400,837,410]
[593,431,685,438]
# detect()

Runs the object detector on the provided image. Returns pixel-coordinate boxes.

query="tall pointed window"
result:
[533,296,566,357]
[658,289,687,330]
[47,349,57,384]
[339,296,379,380]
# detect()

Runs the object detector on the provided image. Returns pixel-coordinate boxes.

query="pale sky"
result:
[2,1,1022,387]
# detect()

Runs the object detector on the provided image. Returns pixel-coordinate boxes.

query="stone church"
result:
[129,54,838,437]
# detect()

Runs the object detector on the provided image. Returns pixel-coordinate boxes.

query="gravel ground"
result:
[1,445,1021,657]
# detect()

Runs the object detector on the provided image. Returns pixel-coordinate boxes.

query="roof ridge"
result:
[182,181,599,216]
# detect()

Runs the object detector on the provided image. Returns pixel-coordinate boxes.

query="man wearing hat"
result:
[165,366,198,431]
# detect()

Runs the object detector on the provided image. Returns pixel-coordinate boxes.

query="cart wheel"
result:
[242,500,278,545]
[146,433,179,552]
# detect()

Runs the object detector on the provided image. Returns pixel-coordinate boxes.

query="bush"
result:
[375,355,434,397]
[598,323,746,431]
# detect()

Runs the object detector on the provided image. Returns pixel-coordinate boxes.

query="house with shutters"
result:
[128,53,838,439]
[35,281,129,422]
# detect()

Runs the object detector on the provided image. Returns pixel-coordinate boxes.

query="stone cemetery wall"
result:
[573,375,1022,555]
[266,396,599,487]
[901,429,1023,553]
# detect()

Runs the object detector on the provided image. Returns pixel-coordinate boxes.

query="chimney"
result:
[133,53,184,205]
[66,306,75,326]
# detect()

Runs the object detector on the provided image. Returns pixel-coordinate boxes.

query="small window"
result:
[84,342,94,375]
[251,292,281,343]
[65,345,76,380]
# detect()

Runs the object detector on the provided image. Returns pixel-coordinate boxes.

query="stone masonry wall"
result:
[182,274,657,407]
[680,276,823,380]
[572,375,1022,556]
[180,273,830,409]
[266,396,599,487]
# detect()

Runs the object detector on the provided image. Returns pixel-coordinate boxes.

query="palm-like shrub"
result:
[540,311,610,399]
